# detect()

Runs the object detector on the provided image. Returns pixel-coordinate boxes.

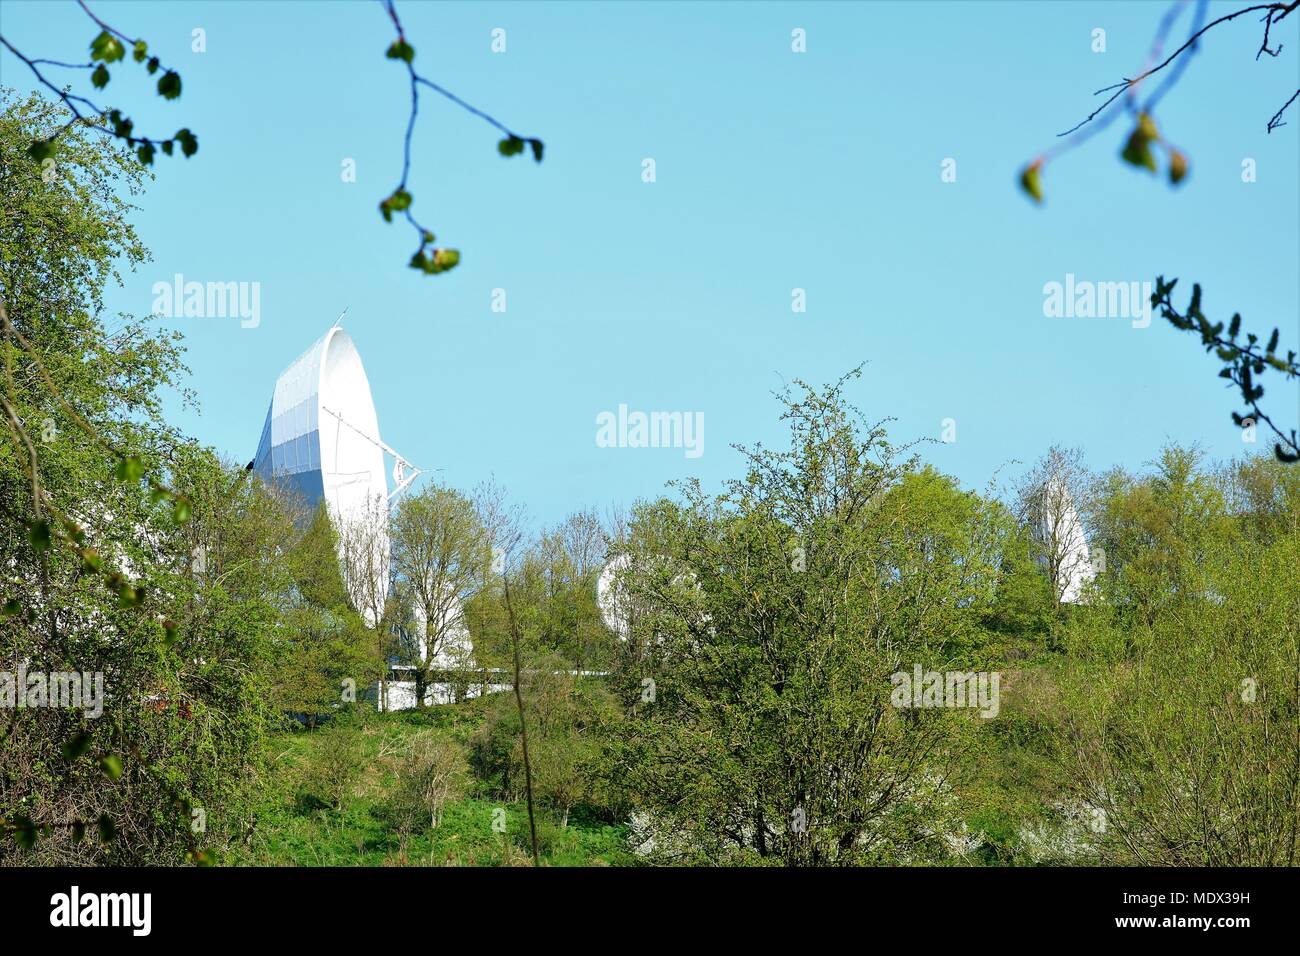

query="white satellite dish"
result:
[597,553,634,640]
[1041,477,1095,604]
[254,325,421,624]
[597,553,712,643]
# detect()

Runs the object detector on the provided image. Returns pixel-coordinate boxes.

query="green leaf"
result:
[13,816,36,850]
[1121,131,1157,172]
[98,813,116,843]
[71,821,86,843]
[90,30,126,64]
[1019,162,1043,203]
[109,111,133,139]
[137,142,155,166]
[147,56,160,75]
[528,138,544,162]
[91,63,110,90]
[172,497,192,524]
[157,70,182,100]
[63,732,92,761]
[381,190,410,223]
[27,139,55,163]
[133,40,148,63]
[2,598,21,617]
[115,456,145,483]
[28,520,52,552]
[161,139,174,156]
[431,248,460,274]
[1136,112,1159,141]
[1168,149,1188,185]
[386,39,415,63]
[498,136,525,157]
[175,128,198,157]
[99,755,124,780]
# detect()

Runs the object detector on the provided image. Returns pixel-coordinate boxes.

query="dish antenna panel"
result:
[253,324,422,622]
[1041,477,1095,604]
[597,553,634,640]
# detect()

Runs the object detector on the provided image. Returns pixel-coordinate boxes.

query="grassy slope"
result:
[234,652,1078,867]
[234,703,634,867]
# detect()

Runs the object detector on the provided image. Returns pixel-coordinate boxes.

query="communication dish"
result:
[596,553,710,643]
[254,325,421,623]
[1041,477,1095,604]
[597,553,633,639]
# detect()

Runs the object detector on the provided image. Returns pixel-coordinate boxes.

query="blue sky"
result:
[3,0,1297,529]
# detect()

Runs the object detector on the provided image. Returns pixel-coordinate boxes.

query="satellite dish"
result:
[254,326,404,624]
[597,553,634,640]
[597,553,712,643]
[1041,477,1095,605]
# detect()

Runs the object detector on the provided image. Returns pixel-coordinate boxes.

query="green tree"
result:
[473,651,619,827]
[271,502,376,722]
[603,372,977,865]
[1054,460,1300,864]
[390,484,486,708]
[0,89,282,864]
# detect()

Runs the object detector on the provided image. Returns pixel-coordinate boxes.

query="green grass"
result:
[233,704,634,867]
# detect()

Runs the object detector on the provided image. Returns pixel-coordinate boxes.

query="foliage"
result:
[602,371,981,865]
[472,654,620,825]
[1153,277,1299,462]
[271,503,376,721]
[0,90,281,865]
[385,731,469,835]
[390,484,486,708]
[1053,495,1300,864]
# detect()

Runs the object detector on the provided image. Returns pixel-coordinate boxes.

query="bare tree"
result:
[336,493,393,710]
[471,481,539,865]
[1016,447,1096,605]
[554,508,607,581]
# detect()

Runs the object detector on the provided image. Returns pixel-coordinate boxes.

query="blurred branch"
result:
[1020,0,1297,201]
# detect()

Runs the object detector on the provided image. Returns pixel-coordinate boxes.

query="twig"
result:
[1267,88,1300,131]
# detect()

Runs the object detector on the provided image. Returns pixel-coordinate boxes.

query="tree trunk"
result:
[414,668,427,710]
[502,575,540,866]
